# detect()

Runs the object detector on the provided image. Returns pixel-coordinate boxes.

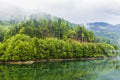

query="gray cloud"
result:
[0,0,120,24]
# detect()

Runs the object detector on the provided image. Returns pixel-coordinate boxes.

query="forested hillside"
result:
[87,22,120,47]
[0,16,117,61]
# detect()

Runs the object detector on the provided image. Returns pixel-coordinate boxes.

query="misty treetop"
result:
[0,16,95,42]
[0,15,117,61]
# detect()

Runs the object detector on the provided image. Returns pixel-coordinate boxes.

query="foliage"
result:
[0,17,117,61]
[1,18,95,42]
[0,34,116,61]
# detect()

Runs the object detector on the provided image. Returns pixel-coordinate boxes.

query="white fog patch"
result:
[0,0,120,24]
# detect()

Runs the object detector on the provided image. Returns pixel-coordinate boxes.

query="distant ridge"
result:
[87,22,120,47]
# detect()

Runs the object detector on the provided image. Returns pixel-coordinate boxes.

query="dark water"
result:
[0,58,120,80]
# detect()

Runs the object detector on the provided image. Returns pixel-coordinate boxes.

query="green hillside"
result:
[0,16,117,61]
[87,22,120,47]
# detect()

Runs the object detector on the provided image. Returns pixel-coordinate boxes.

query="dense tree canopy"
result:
[1,17,95,42]
[0,34,116,61]
[0,16,117,61]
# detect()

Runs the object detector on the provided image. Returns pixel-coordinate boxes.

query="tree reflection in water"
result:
[0,59,120,80]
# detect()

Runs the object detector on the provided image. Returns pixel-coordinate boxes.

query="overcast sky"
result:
[0,0,120,24]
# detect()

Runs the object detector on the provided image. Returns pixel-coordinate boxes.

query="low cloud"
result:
[0,0,120,24]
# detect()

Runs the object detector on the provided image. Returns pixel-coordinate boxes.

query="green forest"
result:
[0,16,117,61]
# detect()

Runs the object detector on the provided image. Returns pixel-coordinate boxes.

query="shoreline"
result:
[0,57,109,65]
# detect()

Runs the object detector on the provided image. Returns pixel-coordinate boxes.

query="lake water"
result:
[0,58,120,80]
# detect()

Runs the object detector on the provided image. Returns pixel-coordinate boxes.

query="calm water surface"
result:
[0,58,120,80]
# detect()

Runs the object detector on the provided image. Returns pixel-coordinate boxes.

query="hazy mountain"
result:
[87,22,120,47]
[88,22,111,27]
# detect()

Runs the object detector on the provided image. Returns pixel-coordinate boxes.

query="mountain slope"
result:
[87,22,120,47]
[0,15,117,61]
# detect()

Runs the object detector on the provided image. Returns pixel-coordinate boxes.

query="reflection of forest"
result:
[0,59,120,80]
